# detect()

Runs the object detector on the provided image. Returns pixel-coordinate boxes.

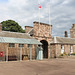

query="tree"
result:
[1,20,25,33]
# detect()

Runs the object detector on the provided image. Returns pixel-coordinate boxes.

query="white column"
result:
[20,48,22,61]
[30,47,32,60]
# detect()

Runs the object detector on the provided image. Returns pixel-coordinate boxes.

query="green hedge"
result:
[60,52,67,56]
[71,53,75,55]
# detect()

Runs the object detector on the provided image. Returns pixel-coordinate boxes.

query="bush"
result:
[67,53,70,56]
[71,53,75,55]
[60,54,64,56]
[60,52,67,56]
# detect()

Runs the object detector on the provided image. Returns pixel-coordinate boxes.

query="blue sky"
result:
[0,0,75,37]
[0,0,8,2]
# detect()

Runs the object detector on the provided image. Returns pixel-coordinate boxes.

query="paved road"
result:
[0,58,75,75]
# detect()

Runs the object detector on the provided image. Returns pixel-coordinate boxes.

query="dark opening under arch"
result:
[40,40,48,58]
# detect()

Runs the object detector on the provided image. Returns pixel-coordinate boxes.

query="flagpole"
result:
[38,0,40,37]
[49,0,51,35]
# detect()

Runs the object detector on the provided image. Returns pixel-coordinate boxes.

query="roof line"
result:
[55,36,75,39]
[2,31,26,35]
[33,21,52,26]
[28,28,33,34]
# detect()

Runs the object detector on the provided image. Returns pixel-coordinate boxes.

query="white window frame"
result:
[70,45,73,53]
[61,45,64,54]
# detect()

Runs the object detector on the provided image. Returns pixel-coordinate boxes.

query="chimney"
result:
[64,31,68,37]
[0,23,2,32]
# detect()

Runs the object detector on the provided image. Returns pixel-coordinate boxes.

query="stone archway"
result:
[40,40,48,58]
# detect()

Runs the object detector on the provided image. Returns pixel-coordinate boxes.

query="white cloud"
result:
[0,0,75,37]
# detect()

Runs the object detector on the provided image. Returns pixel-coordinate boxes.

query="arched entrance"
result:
[40,40,48,58]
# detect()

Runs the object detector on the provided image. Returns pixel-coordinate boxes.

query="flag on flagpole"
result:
[38,0,41,36]
[39,4,42,8]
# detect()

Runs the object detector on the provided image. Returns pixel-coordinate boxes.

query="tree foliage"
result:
[1,20,25,33]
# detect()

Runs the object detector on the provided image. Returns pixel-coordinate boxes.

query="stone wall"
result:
[73,45,75,52]
[70,24,75,38]
[25,26,33,33]
[55,44,61,57]
[33,22,52,38]
[0,43,37,61]
[0,43,7,61]
[50,44,75,57]
[50,44,56,58]
[64,45,70,54]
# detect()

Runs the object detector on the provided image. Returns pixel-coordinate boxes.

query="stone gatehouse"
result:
[25,21,52,58]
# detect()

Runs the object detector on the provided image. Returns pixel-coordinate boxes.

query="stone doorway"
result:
[40,40,48,58]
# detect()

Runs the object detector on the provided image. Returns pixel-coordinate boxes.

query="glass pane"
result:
[19,44,24,47]
[9,43,15,47]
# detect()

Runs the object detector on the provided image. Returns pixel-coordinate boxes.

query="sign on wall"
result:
[0,51,3,57]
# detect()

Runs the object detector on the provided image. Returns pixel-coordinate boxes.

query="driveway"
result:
[0,58,75,75]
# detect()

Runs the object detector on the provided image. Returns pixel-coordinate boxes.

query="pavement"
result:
[0,58,75,75]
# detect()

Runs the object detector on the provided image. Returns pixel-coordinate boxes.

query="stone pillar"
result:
[48,44,50,59]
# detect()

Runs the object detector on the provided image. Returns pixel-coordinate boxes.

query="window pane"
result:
[9,43,15,47]
[70,45,73,53]
[19,44,24,47]
[61,45,64,54]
